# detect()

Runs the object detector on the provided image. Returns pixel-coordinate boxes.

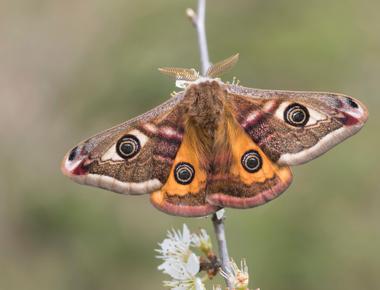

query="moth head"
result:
[271,92,368,165]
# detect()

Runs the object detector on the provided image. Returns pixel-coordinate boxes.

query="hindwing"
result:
[206,109,293,208]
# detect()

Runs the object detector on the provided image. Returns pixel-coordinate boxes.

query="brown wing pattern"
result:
[61,93,188,195]
[62,80,367,217]
[150,131,218,217]
[226,85,368,166]
[206,112,293,208]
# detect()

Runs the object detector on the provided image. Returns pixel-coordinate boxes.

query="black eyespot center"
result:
[284,103,310,127]
[241,150,262,173]
[347,97,359,109]
[120,143,134,155]
[174,162,195,185]
[179,169,191,180]
[246,157,259,169]
[116,134,141,159]
[292,110,305,123]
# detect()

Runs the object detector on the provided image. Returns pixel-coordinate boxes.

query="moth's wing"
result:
[206,113,293,208]
[150,130,218,217]
[225,85,368,165]
[207,85,368,209]
[61,92,187,195]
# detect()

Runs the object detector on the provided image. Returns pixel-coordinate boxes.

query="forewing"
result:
[225,84,368,165]
[61,93,187,195]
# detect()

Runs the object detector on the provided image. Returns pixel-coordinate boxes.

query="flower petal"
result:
[186,253,200,276]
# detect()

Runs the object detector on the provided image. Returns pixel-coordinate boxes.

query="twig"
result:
[187,1,233,288]
[186,0,211,75]
[212,211,233,289]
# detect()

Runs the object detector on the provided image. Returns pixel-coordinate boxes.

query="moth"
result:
[61,54,368,217]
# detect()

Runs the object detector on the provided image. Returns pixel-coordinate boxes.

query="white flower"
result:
[191,229,212,253]
[157,224,192,258]
[220,259,249,289]
[164,277,206,290]
[157,224,201,284]
[159,251,200,280]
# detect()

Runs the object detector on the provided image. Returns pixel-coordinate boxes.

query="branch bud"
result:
[186,8,197,26]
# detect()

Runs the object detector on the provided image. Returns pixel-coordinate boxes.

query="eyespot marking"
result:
[284,103,310,127]
[116,134,141,159]
[100,129,149,162]
[275,102,325,127]
[174,162,195,185]
[241,150,262,173]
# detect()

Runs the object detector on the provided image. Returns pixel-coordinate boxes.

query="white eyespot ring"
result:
[174,162,195,185]
[116,135,141,159]
[284,103,310,127]
[241,150,262,173]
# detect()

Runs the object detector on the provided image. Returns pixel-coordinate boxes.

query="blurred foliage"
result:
[0,0,379,289]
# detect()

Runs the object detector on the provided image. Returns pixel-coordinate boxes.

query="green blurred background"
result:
[1,0,379,289]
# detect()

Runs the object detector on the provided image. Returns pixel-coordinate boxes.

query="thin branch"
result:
[196,0,211,75]
[187,0,211,75]
[212,211,233,289]
[187,1,233,288]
